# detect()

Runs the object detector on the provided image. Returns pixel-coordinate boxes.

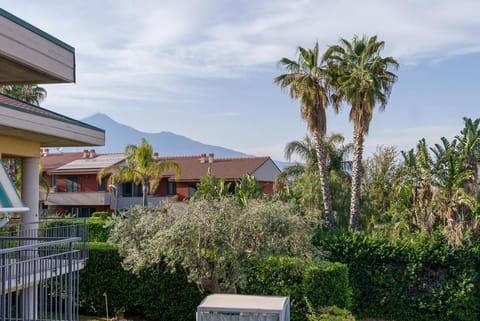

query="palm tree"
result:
[279,134,352,183]
[98,138,180,208]
[323,35,398,230]
[0,84,47,105]
[430,137,475,246]
[455,117,480,198]
[275,43,336,231]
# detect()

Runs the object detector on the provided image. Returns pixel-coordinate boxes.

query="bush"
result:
[86,217,111,242]
[91,211,112,220]
[241,256,351,321]
[307,305,356,321]
[314,231,480,321]
[80,242,202,321]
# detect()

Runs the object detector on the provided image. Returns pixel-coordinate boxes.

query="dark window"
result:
[136,184,143,197]
[98,177,107,191]
[167,181,176,196]
[188,184,197,198]
[122,182,133,197]
[51,175,57,188]
[122,182,143,197]
[66,176,78,192]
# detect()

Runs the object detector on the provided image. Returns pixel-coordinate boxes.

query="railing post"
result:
[68,241,73,321]
[1,252,6,321]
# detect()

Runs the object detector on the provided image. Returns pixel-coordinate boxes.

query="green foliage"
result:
[98,138,180,207]
[235,174,264,207]
[314,231,480,321]
[109,199,313,293]
[80,242,202,321]
[306,304,356,321]
[242,256,351,321]
[0,84,47,105]
[194,167,232,200]
[91,211,112,220]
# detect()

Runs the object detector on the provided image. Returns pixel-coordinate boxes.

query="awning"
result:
[0,159,29,213]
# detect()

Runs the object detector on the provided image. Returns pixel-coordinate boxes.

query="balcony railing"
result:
[0,219,88,321]
[45,192,111,206]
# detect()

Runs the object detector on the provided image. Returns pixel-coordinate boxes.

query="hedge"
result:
[241,256,352,321]
[313,231,480,321]
[80,242,203,321]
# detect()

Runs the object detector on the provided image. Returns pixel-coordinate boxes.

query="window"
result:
[122,182,143,197]
[98,177,107,191]
[66,176,78,192]
[188,184,197,198]
[51,175,57,188]
[122,182,133,197]
[167,181,176,196]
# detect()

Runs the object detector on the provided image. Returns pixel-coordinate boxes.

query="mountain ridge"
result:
[79,113,251,158]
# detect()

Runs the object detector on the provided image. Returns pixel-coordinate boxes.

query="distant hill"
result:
[78,113,250,158]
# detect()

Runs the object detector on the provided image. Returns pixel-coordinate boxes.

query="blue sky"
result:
[3,1,479,160]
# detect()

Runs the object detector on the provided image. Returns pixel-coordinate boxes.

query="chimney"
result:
[200,153,207,163]
[89,149,96,158]
[82,149,89,158]
[208,153,214,163]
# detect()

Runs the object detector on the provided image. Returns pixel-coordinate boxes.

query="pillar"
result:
[21,157,39,319]
[21,157,39,228]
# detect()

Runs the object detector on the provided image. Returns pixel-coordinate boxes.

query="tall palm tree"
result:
[0,84,47,105]
[323,35,398,230]
[455,117,480,198]
[275,43,336,231]
[431,137,475,246]
[279,134,352,182]
[98,138,180,208]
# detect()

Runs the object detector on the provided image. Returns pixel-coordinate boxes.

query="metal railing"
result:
[0,218,88,321]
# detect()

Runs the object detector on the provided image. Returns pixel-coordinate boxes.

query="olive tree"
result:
[109,198,314,293]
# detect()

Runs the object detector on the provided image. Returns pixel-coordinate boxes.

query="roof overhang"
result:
[0,9,75,84]
[0,97,105,148]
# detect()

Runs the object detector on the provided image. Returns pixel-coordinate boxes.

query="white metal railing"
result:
[0,219,88,321]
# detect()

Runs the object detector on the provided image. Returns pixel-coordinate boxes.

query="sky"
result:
[2,1,480,161]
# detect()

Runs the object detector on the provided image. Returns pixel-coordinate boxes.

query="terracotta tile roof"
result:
[40,152,278,182]
[40,152,84,171]
[159,155,273,181]
[57,153,125,171]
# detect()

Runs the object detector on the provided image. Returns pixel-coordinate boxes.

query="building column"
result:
[21,157,39,228]
[21,157,39,319]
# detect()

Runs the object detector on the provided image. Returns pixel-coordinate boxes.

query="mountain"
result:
[79,113,250,158]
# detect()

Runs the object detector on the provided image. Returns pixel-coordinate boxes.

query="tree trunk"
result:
[350,125,364,230]
[142,183,148,208]
[314,130,334,231]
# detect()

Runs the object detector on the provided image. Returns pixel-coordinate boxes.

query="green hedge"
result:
[314,231,480,321]
[241,256,352,321]
[80,242,203,321]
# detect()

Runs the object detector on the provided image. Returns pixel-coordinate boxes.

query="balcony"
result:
[117,196,174,210]
[0,219,87,321]
[45,192,111,206]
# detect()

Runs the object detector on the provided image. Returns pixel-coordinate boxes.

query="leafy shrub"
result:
[80,242,202,321]
[91,211,112,220]
[241,256,351,321]
[307,305,356,321]
[314,231,480,321]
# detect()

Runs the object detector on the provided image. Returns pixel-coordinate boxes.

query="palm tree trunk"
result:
[350,125,364,230]
[142,183,148,208]
[314,131,334,231]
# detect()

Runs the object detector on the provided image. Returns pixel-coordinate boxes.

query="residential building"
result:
[40,151,280,214]
[0,8,104,321]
